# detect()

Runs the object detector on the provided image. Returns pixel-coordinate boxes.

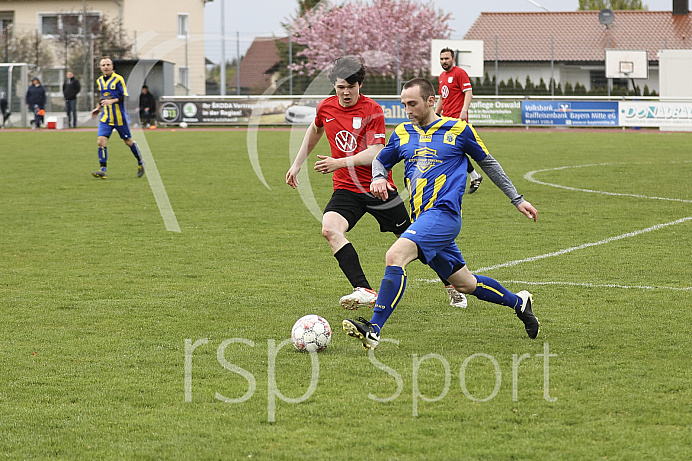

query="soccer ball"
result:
[291,315,331,352]
[179,121,188,129]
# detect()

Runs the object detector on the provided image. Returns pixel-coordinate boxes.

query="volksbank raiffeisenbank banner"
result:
[522,101,618,126]
[619,101,692,127]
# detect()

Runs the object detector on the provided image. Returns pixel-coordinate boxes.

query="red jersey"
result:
[315,94,395,193]
[438,66,472,121]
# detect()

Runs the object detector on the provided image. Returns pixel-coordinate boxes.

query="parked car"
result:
[285,104,317,124]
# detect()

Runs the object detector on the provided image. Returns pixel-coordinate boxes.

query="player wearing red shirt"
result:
[313,93,396,193]
[286,56,411,309]
[435,47,483,199]
[437,65,472,122]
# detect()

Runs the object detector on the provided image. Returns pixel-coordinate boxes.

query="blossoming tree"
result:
[287,0,453,78]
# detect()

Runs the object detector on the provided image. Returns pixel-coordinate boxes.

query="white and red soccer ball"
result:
[291,315,331,352]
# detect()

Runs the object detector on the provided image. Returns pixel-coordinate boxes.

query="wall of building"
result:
[0,0,207,95]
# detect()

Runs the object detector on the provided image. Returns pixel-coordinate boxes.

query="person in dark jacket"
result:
[138,85,156,127]
[63,70,81,128]
[26,77,46,129]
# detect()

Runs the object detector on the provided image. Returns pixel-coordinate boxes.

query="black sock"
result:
[334,242,370,289]
[440,277,451,287]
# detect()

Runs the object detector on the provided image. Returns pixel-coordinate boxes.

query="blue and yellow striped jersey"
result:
[377,117,490,220]
[97,72,129,126]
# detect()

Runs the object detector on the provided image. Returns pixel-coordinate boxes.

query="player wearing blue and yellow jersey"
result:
[343,78,540,350]
[90,56,144,179]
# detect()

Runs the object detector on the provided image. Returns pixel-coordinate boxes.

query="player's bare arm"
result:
[517,201,538,222]
[314,144,384,174]
[286,121,324,189]
[460,89,473,120]
[434,96,443,116]
[370,178,393,201]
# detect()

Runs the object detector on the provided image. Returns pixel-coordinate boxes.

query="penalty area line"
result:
[474,216,692,273]
[412,278,691,292]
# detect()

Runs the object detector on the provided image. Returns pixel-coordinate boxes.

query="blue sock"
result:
[472,275,521,310]
[369,266,407,334]
[130,142,143,165]
[98,146,108,167]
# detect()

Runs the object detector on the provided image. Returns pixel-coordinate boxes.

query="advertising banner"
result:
[158,98,320,125]
[619,101,692,127]
[469,100,522,125]
[376,99,409,124]
[522,101,618,126]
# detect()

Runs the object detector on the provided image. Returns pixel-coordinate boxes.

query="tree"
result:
[578,0,647,10]
[287,0,453,78]
[1,29,53,68]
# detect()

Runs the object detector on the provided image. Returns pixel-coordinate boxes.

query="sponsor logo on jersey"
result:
[335,130,358,153]
[410,147,442,173]
[440,86,449,99]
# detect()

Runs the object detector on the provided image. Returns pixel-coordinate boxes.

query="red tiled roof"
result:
[464,11,692,62]
[229,37,288,90]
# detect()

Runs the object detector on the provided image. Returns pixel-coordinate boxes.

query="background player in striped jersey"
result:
[435,47,484,195]
[343,78,540,350]
[90,56,144,179]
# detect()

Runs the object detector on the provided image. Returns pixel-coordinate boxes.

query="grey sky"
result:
[204,0,678,62]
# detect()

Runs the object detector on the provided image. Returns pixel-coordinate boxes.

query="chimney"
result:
[673,0,689,15]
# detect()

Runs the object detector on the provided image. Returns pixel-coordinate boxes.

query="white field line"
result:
[413,278,692,291]
[524,162,692,204]
[474,216,692,273]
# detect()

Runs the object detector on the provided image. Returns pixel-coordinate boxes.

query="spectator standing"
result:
[138,85,156,127]
[25,77,46,129]
[62,71,81,128]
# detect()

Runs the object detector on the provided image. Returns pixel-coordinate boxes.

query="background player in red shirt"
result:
[435,47,483,195]
[286,56,413,309]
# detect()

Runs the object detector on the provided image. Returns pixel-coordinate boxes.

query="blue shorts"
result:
[98,121,132,140]
[400,207,465,280]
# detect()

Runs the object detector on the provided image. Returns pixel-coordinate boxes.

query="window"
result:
[0,12,14,35]
[39,13,100,37]
[177,14,189,39]
[178,66,190,89]
[590,70,607,90]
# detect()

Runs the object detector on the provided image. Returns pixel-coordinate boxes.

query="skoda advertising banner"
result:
[522,101,618,126]
[158,99,321,125]
[619,101,692,128]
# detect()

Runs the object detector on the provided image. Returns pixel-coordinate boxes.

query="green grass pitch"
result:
[0,127,690,459]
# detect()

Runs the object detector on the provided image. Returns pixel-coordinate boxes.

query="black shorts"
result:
[324,189,411,233]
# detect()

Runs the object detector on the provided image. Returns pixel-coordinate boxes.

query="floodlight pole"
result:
[82,0,88,112]
[494,36,498,96]
[220,0,226,96]
[396,32,401,93]
[550,36,554,98]
[289,34,293,96]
